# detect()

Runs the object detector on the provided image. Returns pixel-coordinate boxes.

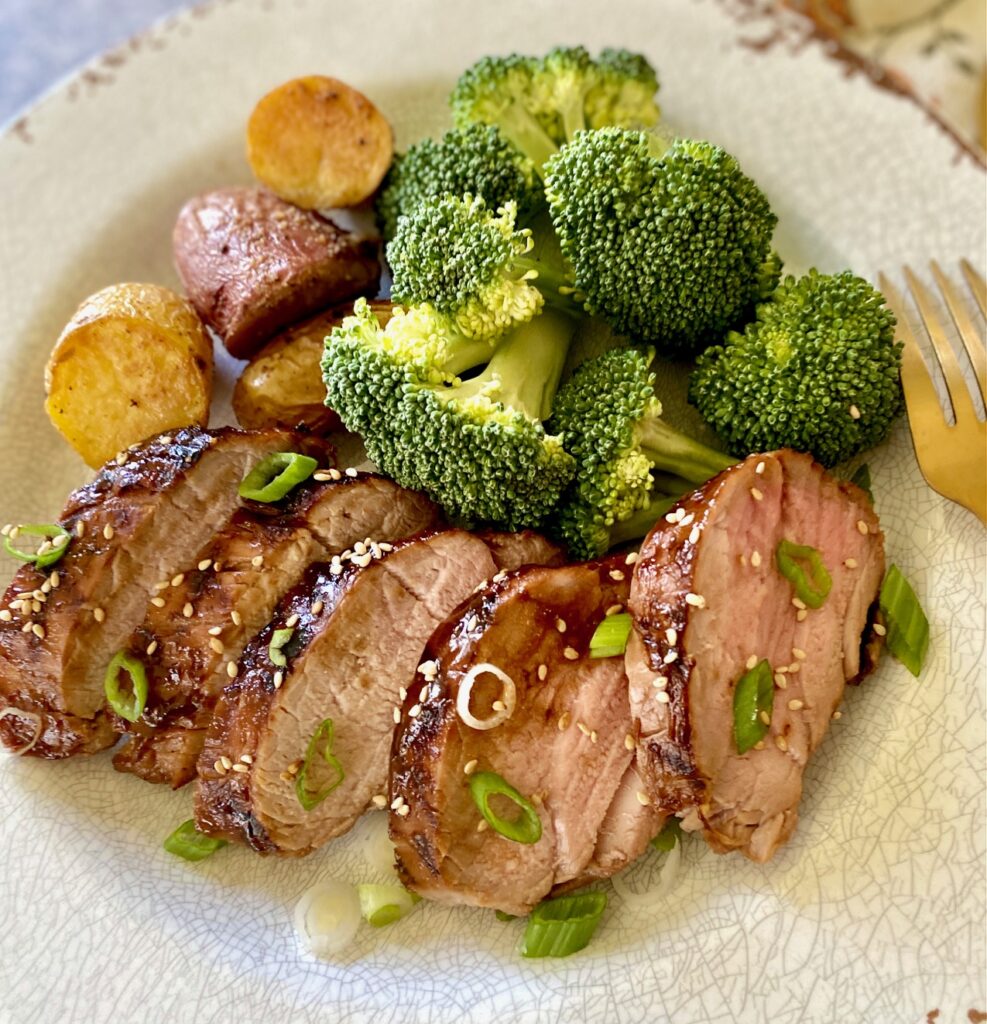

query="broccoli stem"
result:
[451,308,575,421]
[443,337,503,378]
[498,104,560,173]
[514,254,583,317]
[608,493,680,547]
[636,417,735,485]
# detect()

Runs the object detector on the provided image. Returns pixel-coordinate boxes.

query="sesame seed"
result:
[464,759,478,775]
[31,601,40,613]
[475,818,487,831]
[491,700,505,712]
[774,674,788,689]
[40,581,51,595]
[663,650,678,664]
[20,622,32,633]
[75,521,85,538]
[371,795,387,809]
[8,526,19,539]
[609,569,625,581]
[745,654,758,670]
[775,735,789,752]
[344,468,358,478]
[750,487,763,502]
[753,740,766,750]
[170,574,184,588]
[153,581,169,592]
[563,647,579,660]
[198,559,213,571]
[408,704,421,718]
[557,712,570,731]
[689,526,701,544]
[664,512,678,524]
[788,699,804,710]
[209,638,224,654]
[379,542,394,552]
[685,592,706,608]
[832,710,843,720]
[655,691,670,704]
[217,756,232,771]
[537,664,548,681]
[605,604,623,616]
[792,597,806,610]
[49,572,60,588]
[624,551,638,565]
[793,648,807,660]
[182,603,193,618]
[92,607,105,623]
[328,468,342,481]
[212,562,222,573]
[150,597,166,608]
[355,553,373,568]
[577,721,591,736]
[555,617,567,633]
[354,542,367,555]
[0,524,8,536]
[636,790,651,806]
[856,520,869,535]
[797,609,808,622]
[251,555,264,568]
[285,613,299,629]
[849,405,861,420]
[419,685,429,702]
[393,707,401,724]
[32,624,45,639]
[231,763,249,773]
[418,660,438,677]
[845,558,858,569]
[115,452,127,466]
[398,686,408,701]
[759,710,771,725]
[311,600,324,616]
[231,611,242,627]
[465,614,478,631]
[159,436,172,445]
[873,623,887,636]
[624,733,635,751]
[390,796,405,810]
[313,471,332,482]
[329,564,343,576]
[273,671,283,689]
[492,571,507,583]
[665,628,677,645]
[750,551,762,568]
[240,754,253,764]
[214,759,227,775]
[590,730,598,744]
[680,513,695,528]
[652,675,668,689]
[755,461,765,475]
[226,662,237,679]
[0,610,10,622]
[102,524,115,540]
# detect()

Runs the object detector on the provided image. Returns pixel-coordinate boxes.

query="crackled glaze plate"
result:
[0,1,984,1022]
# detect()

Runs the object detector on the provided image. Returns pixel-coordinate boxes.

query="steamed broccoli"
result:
[548,347,735,558]
[689,270,903,467]
[322,300,577,528]
[543,129,778,355]
[375,124,543,241]
[387,194,579,342]
[450,47,660,171]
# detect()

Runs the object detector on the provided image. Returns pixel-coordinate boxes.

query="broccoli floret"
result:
[375,124,542,241]
[548,347,735,558]
[543,129,777,355]
[688,270,903,467]
[388,194,579,341]
[450,48,660,171]
[322,302,577,529]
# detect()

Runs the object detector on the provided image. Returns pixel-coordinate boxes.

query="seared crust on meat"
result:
[0,427,330,757]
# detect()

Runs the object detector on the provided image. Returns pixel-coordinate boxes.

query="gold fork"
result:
[878,260,986,524]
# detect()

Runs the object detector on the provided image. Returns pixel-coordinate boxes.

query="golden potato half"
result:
[45,282,213,468]
[233,300,393,433]
[246,75,394,209]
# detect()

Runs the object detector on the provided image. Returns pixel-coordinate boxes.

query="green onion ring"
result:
[520,891,607,958]
[879,564,929,677]
[589,612,633,658]
[3,523,72,569]
[163,820,227,861]
[295,718,344,811]
[732,658,774,754]
[775,539,832,609]
[238,452,318,502]
[103,650,148,722]
[468,770,542,844]
[269,627,294,667]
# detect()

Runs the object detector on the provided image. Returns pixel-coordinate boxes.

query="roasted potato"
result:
[45,283,213,468]
[173,186,380,359]
[246,75,394,210]
[233,300,393,433]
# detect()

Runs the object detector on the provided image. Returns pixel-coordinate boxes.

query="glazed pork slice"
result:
[476,530,566,572]
[194,529,498,855]
[390,556,656,916]
[626,449,884,863]
[0,427,329,758]
[112,474,440,787]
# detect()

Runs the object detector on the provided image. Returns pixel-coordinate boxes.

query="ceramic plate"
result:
[0,1,984,1021]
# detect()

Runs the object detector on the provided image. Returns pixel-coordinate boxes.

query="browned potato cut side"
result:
[232,300,394,433]
[246,75,394,209]
[45,283,213,468]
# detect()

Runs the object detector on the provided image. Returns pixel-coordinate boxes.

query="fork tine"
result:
[903,265,980,426]
[930,260,986,400]
[960,258,986,318]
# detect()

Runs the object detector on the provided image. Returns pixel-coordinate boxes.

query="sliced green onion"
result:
[850,463,873,503]
[879,565,929,677]
[589,612,633,658]
[163,819,227,861]
[3,523,71,569]
[469,771,542,844]
[775,539,832,609]
[238,452,318,502]
[295,717,344,811]
[651,816,682,853]
[103,651,147,722]
[357,883,421,927]
[520,891,607,958]
[733,659,774,754]
[269,627,294,667]
[495,910,517,922]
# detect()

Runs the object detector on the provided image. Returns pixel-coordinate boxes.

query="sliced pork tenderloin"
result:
[390,556,655,916]
[476,530,566,572]
[112,474,440,787]
[0,427,330,758]
[194,529,498,855]
[627,449,884,863]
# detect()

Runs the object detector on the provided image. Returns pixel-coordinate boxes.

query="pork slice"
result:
[475,530,567,572]
[194,529,497,855]
[390,557,636,916]
[0,427,330,758]
[112,475,440,786]
[627,449,884,862]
